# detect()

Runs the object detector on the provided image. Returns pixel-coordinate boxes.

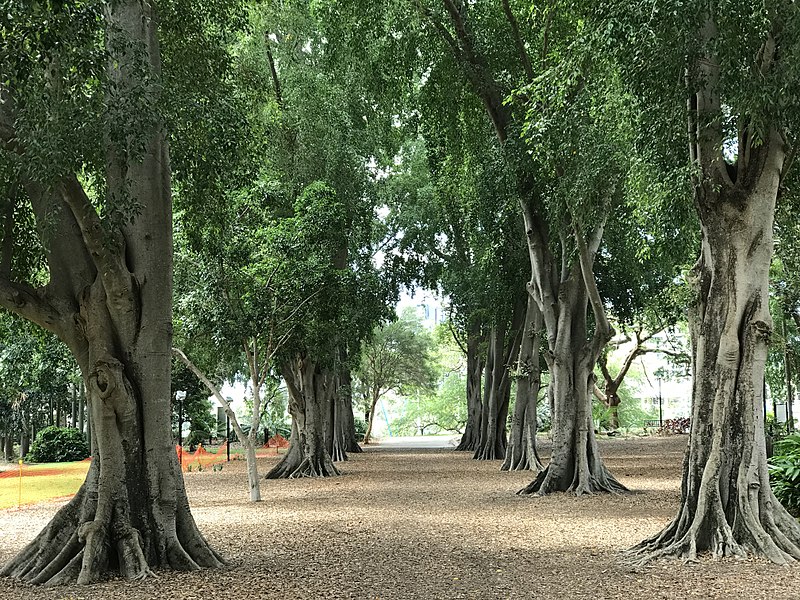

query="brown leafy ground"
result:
[1,435,800,599]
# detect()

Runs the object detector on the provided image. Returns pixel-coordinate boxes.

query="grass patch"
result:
[0,462,89,510]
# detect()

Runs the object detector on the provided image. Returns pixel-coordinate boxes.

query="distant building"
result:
[396,289,447,330]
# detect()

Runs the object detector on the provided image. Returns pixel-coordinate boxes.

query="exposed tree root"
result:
[472,441,506,461]
[627,454,800,565]
[518,461,628,496]
[500,444,543,472]
[346,441,363,454]
[265,444,341,479]
[330,442,349,463]
[0,483,223,586]
[454,436,479,452]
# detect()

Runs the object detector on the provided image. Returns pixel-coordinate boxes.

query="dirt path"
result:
[0,436,799,599]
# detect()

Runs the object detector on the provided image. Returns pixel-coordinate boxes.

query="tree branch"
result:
[265,34,284,108]
[501,0,534,81]
[575,223,613,360]
[448,319,468,356]
[172,347,251,447]
[412,0,463,60]
[0,275,63,335]
[59,176,137,342]
[521,198,559,349]
[592,383,607,404]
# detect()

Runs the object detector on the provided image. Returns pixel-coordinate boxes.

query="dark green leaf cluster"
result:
[770,433,800,516]
[27,425,88,463]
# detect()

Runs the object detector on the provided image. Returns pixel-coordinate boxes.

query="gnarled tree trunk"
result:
[502,294,544,471]
[0,1,221,585]
[518,221,626,496]
[474,301,524,461]
[455,322,484,452]
[631,130,800,564]
[267,355,340,478]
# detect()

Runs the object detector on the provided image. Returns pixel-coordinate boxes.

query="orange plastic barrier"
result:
[176,443,227,471]
[266,434,290,448]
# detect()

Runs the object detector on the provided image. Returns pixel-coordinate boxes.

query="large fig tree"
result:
[0,1,222,585]
[599,0,800,562]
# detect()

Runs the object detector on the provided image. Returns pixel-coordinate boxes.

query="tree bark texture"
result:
[631,130,800,564]
[502,294,544,471]
[518,218,625,496]
[267,356,340,479]
[473,300,524,461]
[455,323,484,452]
[0,2,222,584]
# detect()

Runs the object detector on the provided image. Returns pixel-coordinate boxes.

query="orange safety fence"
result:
[176,441,228,471]
[255,434,290,457]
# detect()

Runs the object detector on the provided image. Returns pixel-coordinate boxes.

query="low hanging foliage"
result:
[770,434,800,517]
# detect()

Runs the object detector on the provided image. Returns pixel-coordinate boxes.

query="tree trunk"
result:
[329,349,360,460]
[519,271,626,495]
[70,385,77,429]
[3,238,223,585]
[0,2,222,583]
[502,294,544,471]
[594,381,621,431]
[455,323,484,452]
[474,302,524,461]
[339,361,362,454]
[362,391,379,445]
[3,435,12,461]
[78,384,85,435]
[266,356,340,479]
[631,132,800,564]
[605,391,621,431]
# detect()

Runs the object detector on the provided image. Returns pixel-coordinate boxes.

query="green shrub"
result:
[353,416,367,442]
[28,426,89,463]
[769,433,800,517]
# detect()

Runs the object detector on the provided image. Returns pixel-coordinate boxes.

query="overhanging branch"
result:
[0,275,63,334]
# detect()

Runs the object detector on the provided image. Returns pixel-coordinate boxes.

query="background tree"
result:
[355,310,436,444]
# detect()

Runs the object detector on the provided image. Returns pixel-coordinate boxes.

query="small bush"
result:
[353,416,367,442]
[27,426,89,463]
[770,433,800,517]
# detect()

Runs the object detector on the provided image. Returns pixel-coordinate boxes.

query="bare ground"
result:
[1,435,799,599]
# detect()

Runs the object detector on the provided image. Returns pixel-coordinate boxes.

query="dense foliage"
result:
[27,426,89,463]
[770,434,800,517]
